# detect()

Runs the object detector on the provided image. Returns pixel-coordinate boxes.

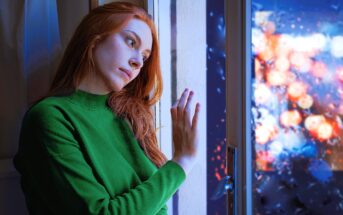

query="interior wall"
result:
[0,0,89,214]
[57,0,89,50]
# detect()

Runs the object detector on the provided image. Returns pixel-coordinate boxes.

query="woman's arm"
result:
[155,205,168,215]
[14,104,185,215]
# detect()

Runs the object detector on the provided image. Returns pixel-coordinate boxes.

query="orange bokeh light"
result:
[304,115,337,141]
[317,122,334,141]
[280,110,302,127]
[259,46,274,61]
[297,94,314,109]
[255,124,278,144]
[256,150,275,171]
[304,115,326,132]
[275,57,291,72]
[267,70,289,86]
[287,81,308,101]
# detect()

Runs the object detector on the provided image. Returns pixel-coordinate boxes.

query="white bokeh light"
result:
[268,141,284,157]
[330,36,343,58]
[252,28,267,54]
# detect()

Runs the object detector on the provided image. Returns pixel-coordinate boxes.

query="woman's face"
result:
[83,18,153,94]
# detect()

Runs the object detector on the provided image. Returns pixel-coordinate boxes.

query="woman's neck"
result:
[77,73,112,95]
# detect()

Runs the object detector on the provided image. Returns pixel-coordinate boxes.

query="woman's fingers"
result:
[170,99,179,121]
[184,91,194,127]
[191,103,200,131]
[177,89,189,115]
[171,88,199,129]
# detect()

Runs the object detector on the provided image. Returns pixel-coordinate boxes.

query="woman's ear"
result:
[91,35,103,49]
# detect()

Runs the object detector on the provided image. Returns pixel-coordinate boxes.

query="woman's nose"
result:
[129,57,142,70]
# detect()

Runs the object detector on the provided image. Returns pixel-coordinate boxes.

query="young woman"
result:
[13,2,200,215]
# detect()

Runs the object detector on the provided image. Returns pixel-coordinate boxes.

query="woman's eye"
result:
[142,56,147,62]
[127,38,135,47]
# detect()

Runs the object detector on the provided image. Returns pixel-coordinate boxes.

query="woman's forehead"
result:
[122,19,153,51]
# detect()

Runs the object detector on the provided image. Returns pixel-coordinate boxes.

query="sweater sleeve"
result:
[156,205,168,215]
[14,105,186,215]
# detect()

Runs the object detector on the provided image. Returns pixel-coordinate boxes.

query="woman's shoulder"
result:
[29,95,67,112]
[24,96,72,125]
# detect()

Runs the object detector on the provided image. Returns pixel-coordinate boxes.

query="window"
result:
[251,0,343,214]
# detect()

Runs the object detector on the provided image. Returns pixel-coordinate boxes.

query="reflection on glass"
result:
[251,0,343,213]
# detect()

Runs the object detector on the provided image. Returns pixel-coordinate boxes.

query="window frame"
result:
[225,0,252,214]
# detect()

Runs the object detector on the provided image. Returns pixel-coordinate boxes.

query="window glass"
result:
[207,0,227,214]
[252,0,343,213]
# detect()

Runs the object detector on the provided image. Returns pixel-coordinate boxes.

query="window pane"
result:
[207,0,227,214]
[251,0,343,213]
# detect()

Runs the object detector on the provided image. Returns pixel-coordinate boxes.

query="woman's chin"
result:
[110,84,125,92]
[106,79,126,92]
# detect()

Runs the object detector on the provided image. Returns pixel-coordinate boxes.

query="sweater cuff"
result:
[164,160,186,181]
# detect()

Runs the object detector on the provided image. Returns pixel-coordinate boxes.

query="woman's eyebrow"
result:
[123,30,151,55]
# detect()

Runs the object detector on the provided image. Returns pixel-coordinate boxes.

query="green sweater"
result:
[13,90,186,215]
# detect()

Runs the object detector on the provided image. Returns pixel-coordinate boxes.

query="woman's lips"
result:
[119,68,132,80]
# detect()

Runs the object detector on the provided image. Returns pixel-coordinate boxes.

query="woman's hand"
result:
[171,88,200,175]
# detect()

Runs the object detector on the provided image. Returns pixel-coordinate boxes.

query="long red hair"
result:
[48,2,167,167]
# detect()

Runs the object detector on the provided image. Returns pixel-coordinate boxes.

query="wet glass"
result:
[251,0,343,214]
[207,0,228,214]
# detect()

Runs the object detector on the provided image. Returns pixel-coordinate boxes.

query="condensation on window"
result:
[251,0,343,214]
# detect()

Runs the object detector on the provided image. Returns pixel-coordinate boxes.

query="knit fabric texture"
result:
[13,90,186,215]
